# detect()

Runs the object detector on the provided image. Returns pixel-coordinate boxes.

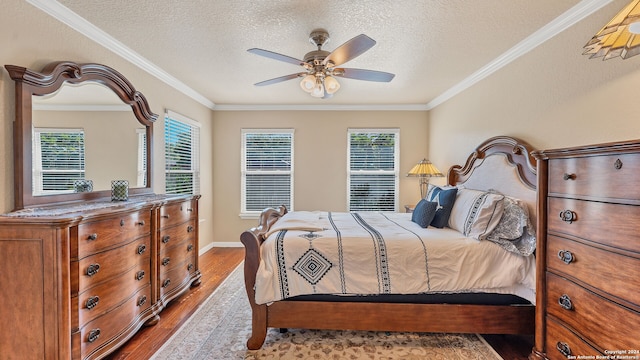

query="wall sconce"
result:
[583,0,640,60]
[407,159,444,198]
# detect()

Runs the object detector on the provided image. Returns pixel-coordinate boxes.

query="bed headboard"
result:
[447,136,537,223]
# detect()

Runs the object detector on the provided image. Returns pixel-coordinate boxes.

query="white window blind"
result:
[165,110,200,195]
[242,129,293,215]
[33,128,85,195]
[347,129,399,211]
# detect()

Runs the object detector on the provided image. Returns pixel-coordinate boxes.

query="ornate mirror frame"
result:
[5,61,158,210]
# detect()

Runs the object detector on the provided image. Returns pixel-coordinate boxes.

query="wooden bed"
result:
[240,136,538,350]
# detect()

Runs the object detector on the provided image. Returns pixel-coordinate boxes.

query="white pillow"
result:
[448,188,505,239]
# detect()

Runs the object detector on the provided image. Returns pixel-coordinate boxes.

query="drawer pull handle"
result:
[135,271,145,281]
[86,263,101,277]
[137,244,147,255]
[562,173,576,181]
[614,158,623,170]
[162,235,170,244]
[187,244,194,252]
[87,329,101,343]
[137,220,145,226]
[187,208,193,212]
[86,296,100,310]
[558,294,573,310]
[188,263,194,272]
[162,214,170,219]
[162,257,171,266]
[557,250,575,264]
[87,233,98,241]
[187,225,194,233]
[556,341,571,357]
[162,279,171,288]
[559,210,576,224]
[120,219,125,227]
[137,295,147,307]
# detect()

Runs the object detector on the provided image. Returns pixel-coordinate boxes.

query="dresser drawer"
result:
[548,197,640,253]
[547,235,640,306]
[76,261,151,328]
[548,154,640,200]
[159,200,196,229]
[159,256,197,298]
[158,219,196,252]
[545,317,601,360]
[546,272,640,351]
[75,237,151,293]
[159,237,197,272]
[77,210,151,259]
[79,285,151,359]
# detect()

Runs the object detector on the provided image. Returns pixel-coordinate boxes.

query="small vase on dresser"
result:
[530,140,640,360]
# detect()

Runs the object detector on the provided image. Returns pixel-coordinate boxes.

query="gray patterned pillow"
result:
[411,199,438,228]
[484,196,536,256]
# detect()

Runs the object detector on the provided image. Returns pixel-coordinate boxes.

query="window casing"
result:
[33,128,85,195]
[241,129,294,217]
[164,110,200,195]
[347,129,399,211]
[136,128,147,187]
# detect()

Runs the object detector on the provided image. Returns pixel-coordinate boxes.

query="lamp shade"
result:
[583,0,640,60]
[407,159,444,198]
[407,159,444,177]
[300,74,316,92]
[324,75,341,94]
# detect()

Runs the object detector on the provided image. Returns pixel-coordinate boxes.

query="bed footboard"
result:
[239,206,287,349]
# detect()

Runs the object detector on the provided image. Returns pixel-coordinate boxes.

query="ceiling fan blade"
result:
[336,68,395,82]
[247,48,305,66]
[254,73,306,86]
[323,34,376,67]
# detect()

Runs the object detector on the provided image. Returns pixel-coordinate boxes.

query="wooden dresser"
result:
[0,194,201,360]
[531,141,640,360]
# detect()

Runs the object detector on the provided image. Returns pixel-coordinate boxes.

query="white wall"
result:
[211,110,429,244]
[428,0,640,170]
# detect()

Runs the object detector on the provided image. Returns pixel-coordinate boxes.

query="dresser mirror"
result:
[5,61,158,210]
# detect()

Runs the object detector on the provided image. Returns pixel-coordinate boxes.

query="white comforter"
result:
[255,211,536,305]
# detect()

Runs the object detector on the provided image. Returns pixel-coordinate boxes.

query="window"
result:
[33,128,85,195]
[347,129,399,211]
[241,129,293,216]
[164,110,200,195]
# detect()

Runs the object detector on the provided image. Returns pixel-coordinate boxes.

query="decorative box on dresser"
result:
[530,141,640,360]
[0,194,201,360]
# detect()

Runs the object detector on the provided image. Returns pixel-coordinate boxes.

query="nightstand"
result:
[404,205,415,213]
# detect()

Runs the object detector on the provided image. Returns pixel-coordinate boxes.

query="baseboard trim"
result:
[200,242,243,255]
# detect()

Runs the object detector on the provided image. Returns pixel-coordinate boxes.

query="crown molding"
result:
[213,104,430,111]
[26,0,216,110]
[425,0,614,110]
[28,0,612,112]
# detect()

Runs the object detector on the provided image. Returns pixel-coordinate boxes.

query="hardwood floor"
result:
[106,246,533,359]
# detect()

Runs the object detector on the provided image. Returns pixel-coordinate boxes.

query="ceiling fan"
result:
[247,29,395,99]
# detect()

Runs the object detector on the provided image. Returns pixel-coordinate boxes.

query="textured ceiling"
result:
[51,0,591,108]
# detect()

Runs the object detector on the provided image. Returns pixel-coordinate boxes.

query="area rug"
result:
[151,264,503,360]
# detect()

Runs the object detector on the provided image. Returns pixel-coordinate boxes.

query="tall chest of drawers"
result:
[531,141,640,360]
[0,194,201,360]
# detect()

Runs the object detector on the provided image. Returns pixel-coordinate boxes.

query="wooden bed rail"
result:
[239,205,287,349]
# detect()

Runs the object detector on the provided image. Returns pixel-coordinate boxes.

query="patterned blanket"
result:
[255,211,536,305]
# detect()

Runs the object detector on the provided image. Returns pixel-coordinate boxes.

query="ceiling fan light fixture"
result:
[300,74,316,92]
[310,77,325,98]
[324,75,340,94]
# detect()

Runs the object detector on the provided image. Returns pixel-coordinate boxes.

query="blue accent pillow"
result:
[426,186,458,228]
[411,199,438,228]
